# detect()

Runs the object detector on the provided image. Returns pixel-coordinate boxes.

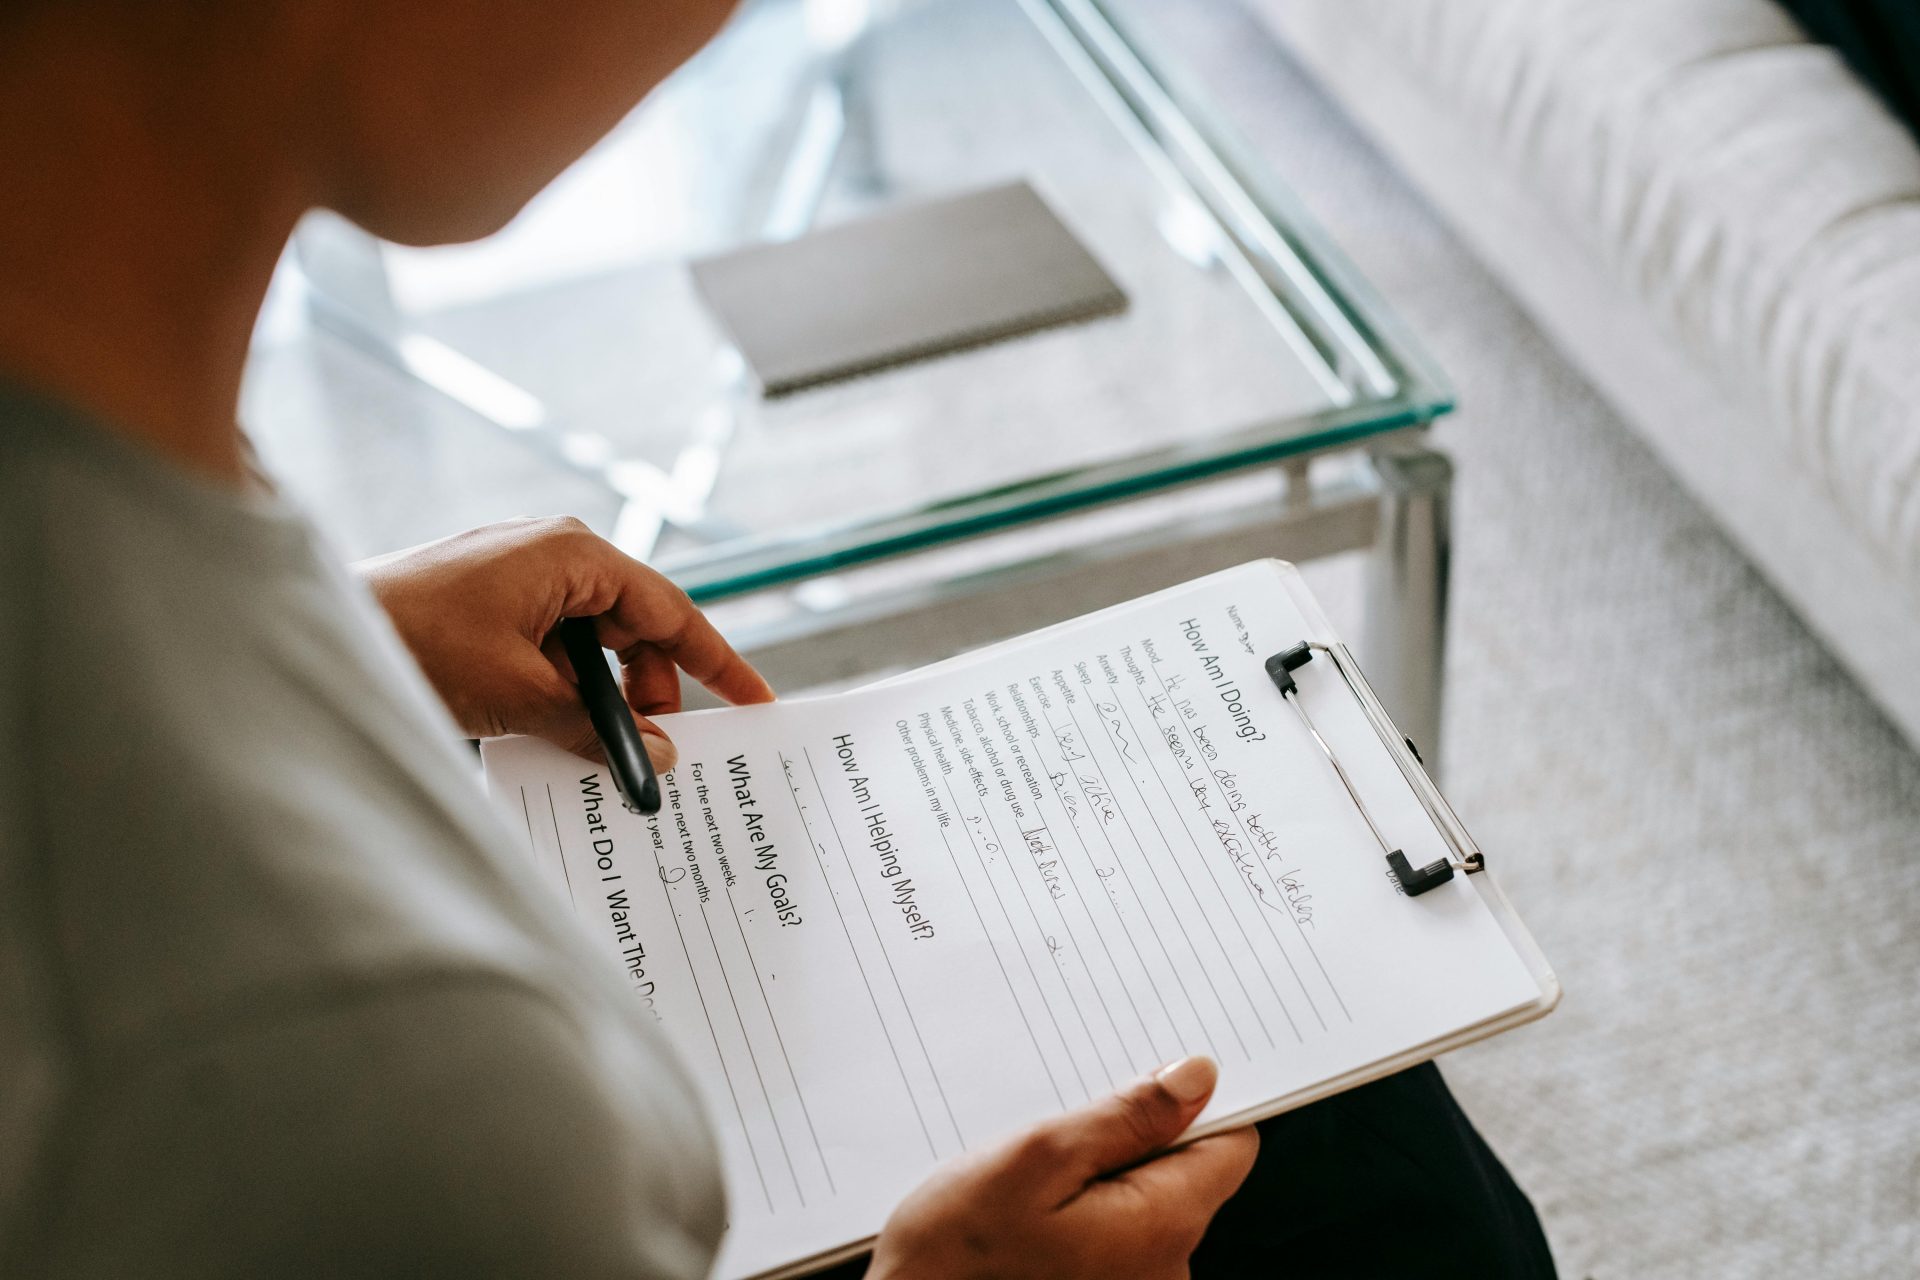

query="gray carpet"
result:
[1132,3,1920,1276]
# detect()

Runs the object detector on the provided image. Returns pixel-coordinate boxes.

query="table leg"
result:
[1362,445,1452,776]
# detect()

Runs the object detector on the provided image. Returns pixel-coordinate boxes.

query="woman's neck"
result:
[0,13,309,486]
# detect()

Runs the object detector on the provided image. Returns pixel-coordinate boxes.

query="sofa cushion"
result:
[1773,0,1920,137]
[1264,0,1920,570]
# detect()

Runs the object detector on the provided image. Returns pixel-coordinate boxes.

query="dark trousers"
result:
[1188,1063,1555,1278]
[822,1063,1555,1278]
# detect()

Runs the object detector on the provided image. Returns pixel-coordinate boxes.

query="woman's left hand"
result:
[359,516,774,770]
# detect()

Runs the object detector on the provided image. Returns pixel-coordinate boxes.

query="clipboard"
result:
[496,558,1559,1280]
[761,560,1561,1276]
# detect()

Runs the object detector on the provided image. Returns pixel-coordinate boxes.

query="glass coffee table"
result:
[246,0,1457,758]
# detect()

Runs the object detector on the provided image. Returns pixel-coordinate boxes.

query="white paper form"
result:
[483,561,1544,1279]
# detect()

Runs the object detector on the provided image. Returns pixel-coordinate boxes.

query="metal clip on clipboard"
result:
[1265,642,1486,898]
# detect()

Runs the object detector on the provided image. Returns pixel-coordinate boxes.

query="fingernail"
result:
[1154,1056,1217,1105]
[642,732,678,773]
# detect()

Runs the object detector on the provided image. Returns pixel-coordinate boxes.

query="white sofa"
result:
[1251,0,1920,745]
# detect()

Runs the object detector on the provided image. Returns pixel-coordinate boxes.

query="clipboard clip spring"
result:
[1266,642,1485,898]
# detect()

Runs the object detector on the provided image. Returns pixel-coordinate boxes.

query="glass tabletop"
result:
[243,0,1451,600]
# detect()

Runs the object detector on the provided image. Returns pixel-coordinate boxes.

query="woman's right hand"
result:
[867,1056,1258,1280]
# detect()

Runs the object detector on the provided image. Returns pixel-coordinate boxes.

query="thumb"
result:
[1021,1056,1219,1202]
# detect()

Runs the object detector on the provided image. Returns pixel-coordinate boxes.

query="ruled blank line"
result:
[685,822,810,1206]
[1075,698,1245,1060]
[1145,660,1345,1026]
[800,748,968,1151]
[935,774,1069,1110]
[718,807,838,1195]
[1058,699,1219,1060]
[1129,683,1301,1043]
[994,806,1125,1090]
[1113,686,1279,1050]
[558,784,774,1214]
[778,752,941,1161]
[540,784,579,909]
[1021,719,1165,1075]
[947,773,1095,1103]
[957,709,1123,1088]
[1044,704,1205,1062]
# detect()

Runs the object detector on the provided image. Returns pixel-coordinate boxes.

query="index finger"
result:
[583,548,775,707]
[1086,1127,1259,1246]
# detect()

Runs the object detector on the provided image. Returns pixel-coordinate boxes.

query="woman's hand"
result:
[869,1057,1258,1280]
[359,516,773,767]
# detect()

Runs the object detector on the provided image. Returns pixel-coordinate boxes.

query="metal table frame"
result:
[699,438,1451,773]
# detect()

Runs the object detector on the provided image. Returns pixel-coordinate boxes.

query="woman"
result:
[0,2,1551,1276]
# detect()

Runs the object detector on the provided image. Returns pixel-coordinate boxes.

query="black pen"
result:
[558,616,661,816]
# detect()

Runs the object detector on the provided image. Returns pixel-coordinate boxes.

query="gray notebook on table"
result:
[689,180,1127,395]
